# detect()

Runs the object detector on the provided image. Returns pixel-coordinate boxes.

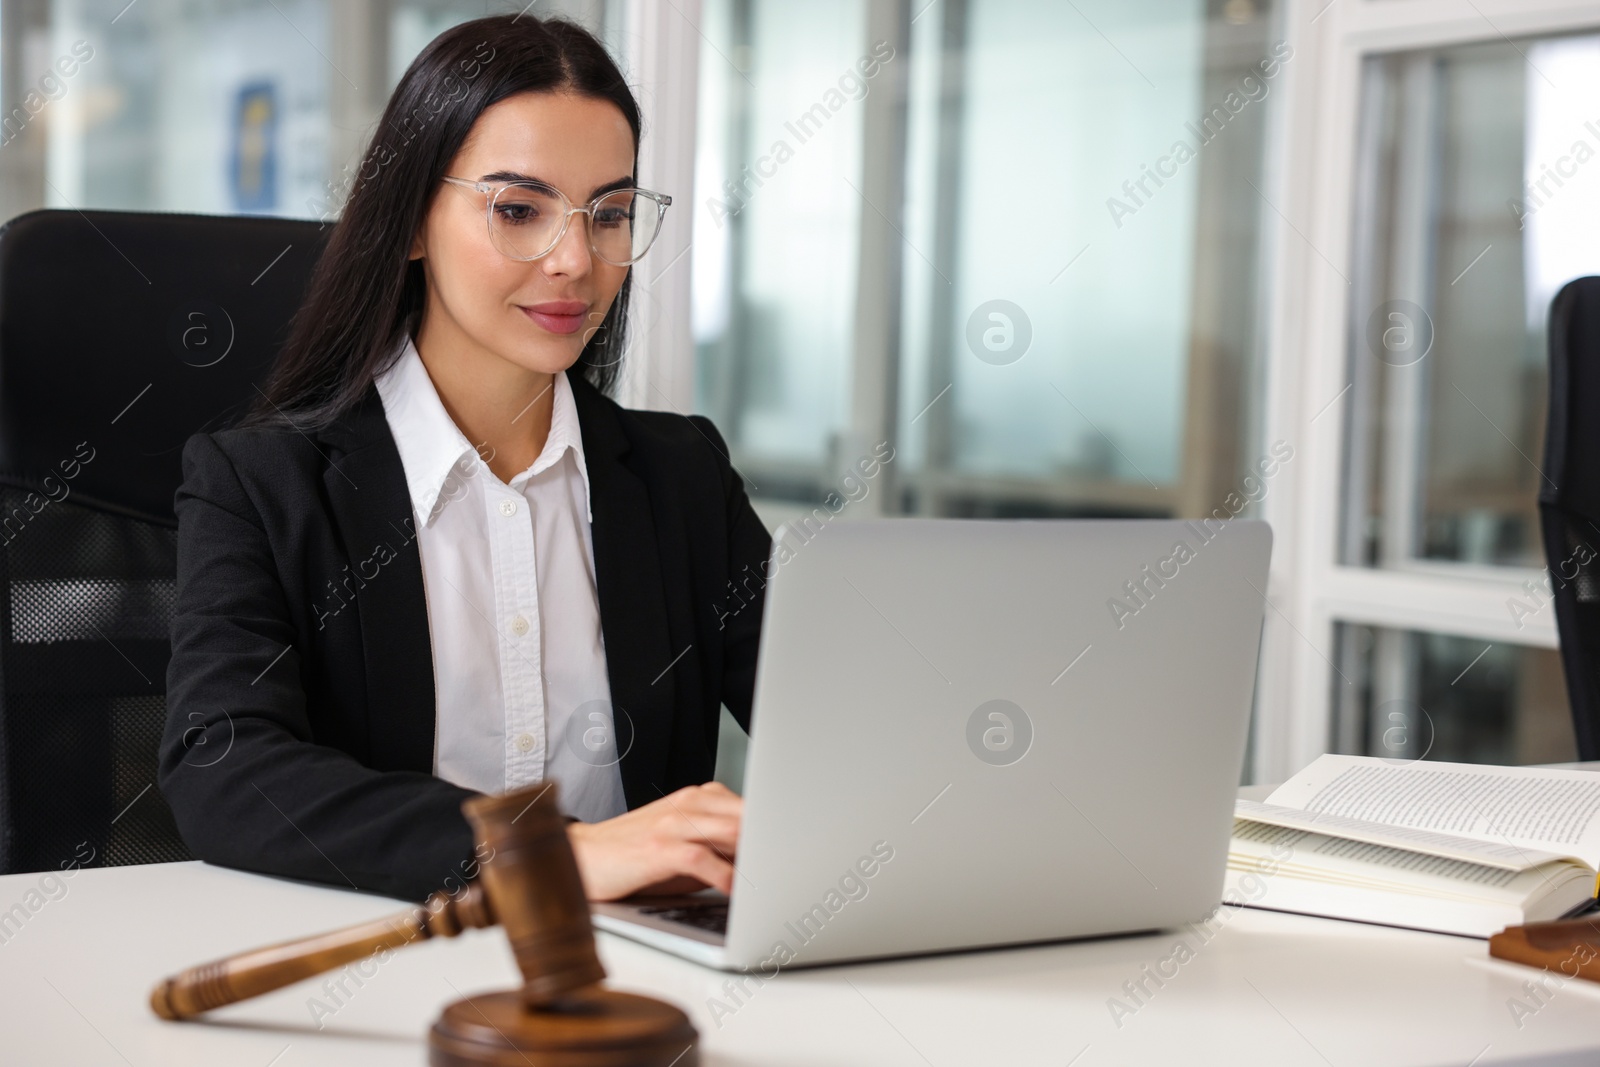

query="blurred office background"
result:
[2,0,1595,782]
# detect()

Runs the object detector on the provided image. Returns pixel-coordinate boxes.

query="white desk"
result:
[5,826,1600,1065]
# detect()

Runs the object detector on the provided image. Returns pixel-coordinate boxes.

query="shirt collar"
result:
[373,335,593,525]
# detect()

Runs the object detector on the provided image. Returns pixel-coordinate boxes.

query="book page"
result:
[1226,819,1596,937]
[1235,799,1567,871]
[1229,817,1550,897]
[1266,755,1600,870]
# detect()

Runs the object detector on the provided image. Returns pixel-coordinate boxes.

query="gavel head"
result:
[461,782,606,1007]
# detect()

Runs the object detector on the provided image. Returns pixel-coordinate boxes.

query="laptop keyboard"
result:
[636,901,729,936]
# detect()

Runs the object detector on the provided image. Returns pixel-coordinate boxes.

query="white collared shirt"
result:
[373,335,627,823]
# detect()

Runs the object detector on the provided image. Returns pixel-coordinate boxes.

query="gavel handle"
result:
[150,881,496,1020]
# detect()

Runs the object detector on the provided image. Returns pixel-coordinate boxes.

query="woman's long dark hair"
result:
[237,14,641,431]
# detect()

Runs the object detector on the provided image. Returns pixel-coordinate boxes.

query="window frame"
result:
[1257,0,1599,782]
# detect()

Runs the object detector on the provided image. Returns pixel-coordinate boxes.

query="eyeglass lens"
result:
[489,185,661,264]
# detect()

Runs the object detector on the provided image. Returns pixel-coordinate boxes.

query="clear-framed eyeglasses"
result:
[441,175,672,266]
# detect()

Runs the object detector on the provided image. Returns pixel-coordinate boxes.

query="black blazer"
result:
[159,366,771,902]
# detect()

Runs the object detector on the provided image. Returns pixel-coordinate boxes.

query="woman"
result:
[160,14,767,905]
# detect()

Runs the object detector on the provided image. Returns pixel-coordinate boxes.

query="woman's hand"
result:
[566,782,743,901]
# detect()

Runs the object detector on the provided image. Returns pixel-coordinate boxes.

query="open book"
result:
[1225,754,1600,938]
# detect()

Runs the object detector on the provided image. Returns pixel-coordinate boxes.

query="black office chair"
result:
[0,209,328,874]
[1541,275,1600,761]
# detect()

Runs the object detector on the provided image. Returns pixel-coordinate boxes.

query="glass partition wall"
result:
[691,0,1285,527]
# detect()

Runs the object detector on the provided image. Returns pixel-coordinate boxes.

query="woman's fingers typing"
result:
[678,844,736,895]
[566,782,744,901]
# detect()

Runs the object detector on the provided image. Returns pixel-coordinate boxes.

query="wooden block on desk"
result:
[1489,918,1600,980]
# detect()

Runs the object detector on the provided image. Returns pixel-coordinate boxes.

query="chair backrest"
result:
[0,208,328,874]
[1541,275,1600,761]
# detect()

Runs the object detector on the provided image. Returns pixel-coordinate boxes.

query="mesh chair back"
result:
[0,209,328,873]
[1541,275,1600,761]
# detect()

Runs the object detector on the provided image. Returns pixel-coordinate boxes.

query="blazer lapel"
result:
[306,371,677,804]
[566,368,677,810]
[316,385,437,774]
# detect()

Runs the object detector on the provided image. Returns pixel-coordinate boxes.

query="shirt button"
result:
[499,499,518,517]
[510,615,529,636]
[515,733,535,753]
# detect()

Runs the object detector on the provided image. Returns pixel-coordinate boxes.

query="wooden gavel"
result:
[150,782,699,1066]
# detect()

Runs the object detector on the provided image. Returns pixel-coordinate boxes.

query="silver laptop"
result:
[591,517,1272,970]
